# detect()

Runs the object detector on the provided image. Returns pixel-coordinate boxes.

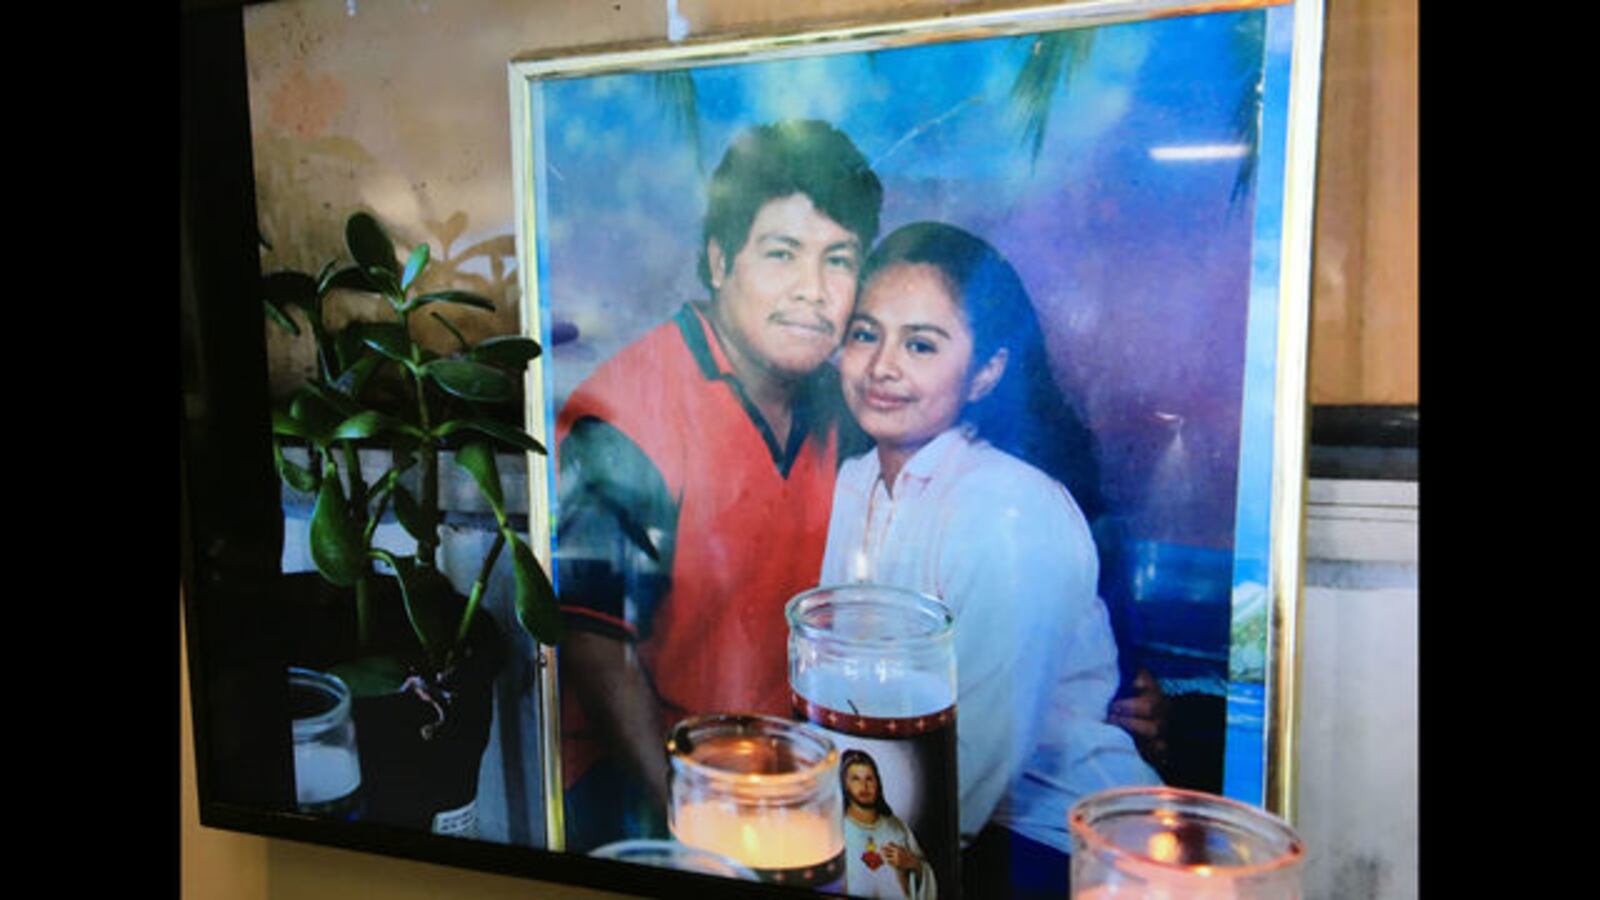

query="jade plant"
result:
[262,210,561,696]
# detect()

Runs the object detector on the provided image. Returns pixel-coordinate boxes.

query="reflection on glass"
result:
[589,838,757,880]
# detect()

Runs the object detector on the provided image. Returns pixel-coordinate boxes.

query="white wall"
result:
[1295,478,1418,899]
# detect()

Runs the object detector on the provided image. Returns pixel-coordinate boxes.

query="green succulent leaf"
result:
[401,242,430,291]
[262,271,319,310]
[430,311,470,353]
[314,258,341,295]
[358,331,414,369]
[328,654,408,698]
[346,211,399,274]
[390,484,432,543]
[263,299,301,335]
[271,409,309,439]
[289,389,346,443]
[310,461,367,587]
[336,322,405,370]
[508,533,562,645]
[436,418,546,456]
[381,554,459,664]
[422,359,513,403]
[453,440,505,520]
[299,381,364,419]
[468,335,542,371]
[365,266,403,299]
[332,353,383,396]
[324,265,377,294]
[331,410,426,442]
[272,438,318,492]
[408,290,496,314]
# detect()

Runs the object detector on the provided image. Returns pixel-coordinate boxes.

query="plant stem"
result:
[402,303,440,570]
[354,573,371,649]
[457,530,506,646]
[340,439,373,644]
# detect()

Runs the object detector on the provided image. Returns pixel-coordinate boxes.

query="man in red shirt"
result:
[553,120,882,850]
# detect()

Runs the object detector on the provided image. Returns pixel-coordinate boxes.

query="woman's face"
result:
[842,262,997,457]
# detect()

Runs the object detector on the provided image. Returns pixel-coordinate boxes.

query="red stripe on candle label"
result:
[790,691,957,738]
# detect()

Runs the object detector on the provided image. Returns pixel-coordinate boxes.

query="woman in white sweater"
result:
[819,222,1160,899]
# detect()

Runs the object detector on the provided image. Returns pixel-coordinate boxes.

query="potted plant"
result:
[262,210,562,835]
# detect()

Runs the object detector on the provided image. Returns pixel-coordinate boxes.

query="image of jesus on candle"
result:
[841,749,937,899]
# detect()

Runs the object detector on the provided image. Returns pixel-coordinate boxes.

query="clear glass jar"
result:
[787,583,956,720]
[666,714,844,890]
[288,666,362,818]
[1069,786,1306,899]
[589,838,758,880]
[787,584,958,897]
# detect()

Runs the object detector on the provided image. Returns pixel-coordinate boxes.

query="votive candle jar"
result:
[787,584,959,895]
[666,714,845,890]
[288,666,362,819]
[1068,786,1306,899]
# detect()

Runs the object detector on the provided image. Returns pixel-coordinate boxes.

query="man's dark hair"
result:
[697,120,883,290]
[840,748,895,818]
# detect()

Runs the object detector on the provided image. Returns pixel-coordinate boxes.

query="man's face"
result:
[845,763,879,810]
[706,193,862,381]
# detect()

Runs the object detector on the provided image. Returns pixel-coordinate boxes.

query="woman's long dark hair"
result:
[857,222,1105,521]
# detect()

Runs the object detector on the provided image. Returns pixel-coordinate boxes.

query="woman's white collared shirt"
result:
[820,426,1160,854]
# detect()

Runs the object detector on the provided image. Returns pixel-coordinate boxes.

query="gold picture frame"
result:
[509,0,1324,878]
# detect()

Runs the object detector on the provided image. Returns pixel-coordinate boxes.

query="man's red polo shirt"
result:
[553,303,841,787]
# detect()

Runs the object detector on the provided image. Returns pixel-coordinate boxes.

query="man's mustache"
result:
[769,314,837,336]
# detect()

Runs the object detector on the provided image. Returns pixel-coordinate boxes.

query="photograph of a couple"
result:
[523,7,1289,897]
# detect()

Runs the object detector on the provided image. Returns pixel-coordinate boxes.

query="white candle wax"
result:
[793,665,954,718]
[671,801,842,871]
[293,742,361,806]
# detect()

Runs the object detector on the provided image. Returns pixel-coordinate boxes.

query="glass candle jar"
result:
[666,714,845,890]
[1068,786,1306,899]
[589,838,759,880]
[288,666,362,819]
[787,584,958,898]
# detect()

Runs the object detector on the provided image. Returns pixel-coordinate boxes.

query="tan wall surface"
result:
[1308,0,1417,404]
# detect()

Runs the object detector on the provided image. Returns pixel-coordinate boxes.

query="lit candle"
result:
[670,801,842,871]
[1069,787,1304,899]
[667,715,846,890]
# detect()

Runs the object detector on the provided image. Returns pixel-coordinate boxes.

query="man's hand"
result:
[1108,668,1169,770]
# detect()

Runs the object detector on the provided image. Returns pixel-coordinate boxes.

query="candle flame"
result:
[1147,831,1181,864]
[741,822,761,858]
[1193,865,1214,877]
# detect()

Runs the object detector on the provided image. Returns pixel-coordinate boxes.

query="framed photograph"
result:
[180,0,1323,896]
[511,0,1324,889]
